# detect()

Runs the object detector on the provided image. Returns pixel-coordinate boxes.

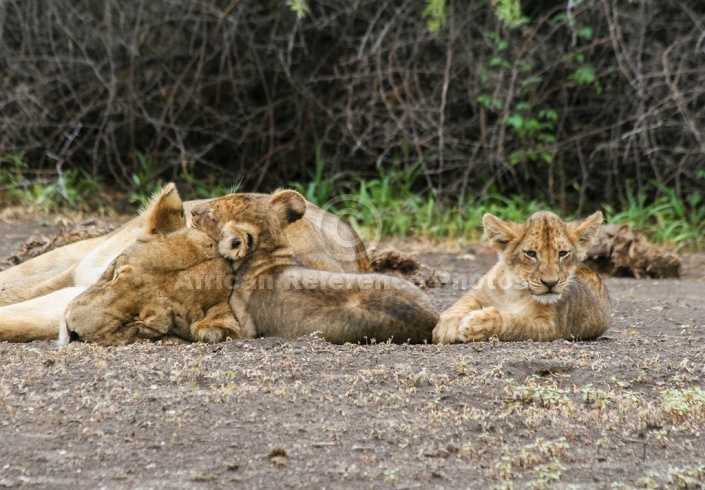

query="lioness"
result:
[1,184,369,343]
[191,189,439,344]
[433,211,610,343]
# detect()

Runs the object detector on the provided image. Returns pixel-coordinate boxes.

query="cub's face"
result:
[192,194,269,262]
[191,190,307,262]
[483,211,603,304]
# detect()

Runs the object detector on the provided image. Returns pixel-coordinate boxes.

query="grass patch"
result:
[491,437,570,488]
[505,376,572,410]
[658,387,705,425]
[613,465,705,489]
[603,182,705,250]
[291,159,546,242]
[2,151,704,249]
[0,151,102,213]
[0,151,234,213]
[291,159,705,248]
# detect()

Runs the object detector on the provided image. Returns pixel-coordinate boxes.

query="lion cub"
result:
[193,190,438,344]
[433,211,610,343]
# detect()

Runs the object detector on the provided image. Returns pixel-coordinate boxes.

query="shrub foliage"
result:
[1,0,704,212]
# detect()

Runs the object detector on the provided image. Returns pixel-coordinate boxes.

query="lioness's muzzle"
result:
[64,321,83,343]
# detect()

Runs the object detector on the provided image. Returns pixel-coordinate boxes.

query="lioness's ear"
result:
[270,189,306,228]
[142,183,186,237]
[568,211,603,256]
[483,213,520,251]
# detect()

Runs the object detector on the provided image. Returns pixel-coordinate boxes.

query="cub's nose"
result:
[189,204,210,227]
[191,212,207,230]
[541,278,558,290]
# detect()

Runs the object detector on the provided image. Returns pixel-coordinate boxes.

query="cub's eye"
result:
[558,250,569,258]
[524,250,537,259]
[231,238,242,249]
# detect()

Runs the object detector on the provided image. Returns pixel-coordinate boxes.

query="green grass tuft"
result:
[295,164,705,248]
[603,181,705,250]
[294,162,547,242]
[2,151,704,249]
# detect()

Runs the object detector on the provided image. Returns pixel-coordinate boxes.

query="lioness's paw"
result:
[458,307,503,342]
[190,306,242,343]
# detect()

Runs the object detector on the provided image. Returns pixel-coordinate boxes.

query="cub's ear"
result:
[270,189,307,228]
[141,183,186,238]
[568,211,603,256]
[483,213,520,251]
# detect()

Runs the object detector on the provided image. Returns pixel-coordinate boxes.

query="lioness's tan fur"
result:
[193,190,439,344]
[60,186,240,345]
[433,211,610,343]
[1,185,370,343]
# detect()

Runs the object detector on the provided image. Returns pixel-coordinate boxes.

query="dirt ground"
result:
[1,216,705,489]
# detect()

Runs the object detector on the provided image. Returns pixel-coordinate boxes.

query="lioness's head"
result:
[59,184,240,346]
[483,211,603,304]
[192,189,307,263]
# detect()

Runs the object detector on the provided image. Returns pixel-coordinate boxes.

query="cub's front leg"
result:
[228,290,258,340]
[459,308,561,342]
[432,294,483,344]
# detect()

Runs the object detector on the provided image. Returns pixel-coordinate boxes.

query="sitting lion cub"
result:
[433,211,610,343]
[192,190,438,344]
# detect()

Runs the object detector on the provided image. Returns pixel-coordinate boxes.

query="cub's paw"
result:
[458,307,503,342]
[432,316,463,344]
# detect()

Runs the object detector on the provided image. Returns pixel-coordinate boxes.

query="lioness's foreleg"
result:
[0,287,85,342]
[0,268,75,306]
[0,235,105,305]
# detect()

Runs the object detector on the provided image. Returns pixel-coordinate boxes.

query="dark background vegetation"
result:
[1,0,704,216]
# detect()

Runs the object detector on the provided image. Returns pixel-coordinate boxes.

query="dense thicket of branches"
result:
[1,0,704,210]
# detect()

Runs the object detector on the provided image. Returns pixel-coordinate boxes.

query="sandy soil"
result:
[1,217,705,489]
